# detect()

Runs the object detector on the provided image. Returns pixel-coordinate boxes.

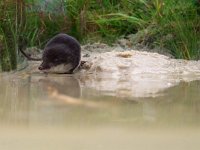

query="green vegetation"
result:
[0,0,200,71]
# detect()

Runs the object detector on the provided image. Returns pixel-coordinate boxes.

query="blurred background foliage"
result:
[0,0,200,71]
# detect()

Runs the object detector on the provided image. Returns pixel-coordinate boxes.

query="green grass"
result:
[143,0,200,60]
[0,0,200,71]
[0,1,18,71]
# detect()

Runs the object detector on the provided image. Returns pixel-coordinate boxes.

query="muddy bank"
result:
[81,49,200,75]
[17,44,200,98]
[79,49,200,97]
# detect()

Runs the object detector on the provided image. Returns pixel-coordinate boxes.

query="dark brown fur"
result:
[38,33,81,73]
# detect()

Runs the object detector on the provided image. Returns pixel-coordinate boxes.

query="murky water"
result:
[0,67,200,150]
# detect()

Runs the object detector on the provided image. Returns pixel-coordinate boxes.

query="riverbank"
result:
[13,43,199,98]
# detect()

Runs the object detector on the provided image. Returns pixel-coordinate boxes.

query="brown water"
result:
[0,68,200,150]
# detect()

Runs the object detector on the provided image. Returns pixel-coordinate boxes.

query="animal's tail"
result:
[18,36,42,61]
[19,48,42,61]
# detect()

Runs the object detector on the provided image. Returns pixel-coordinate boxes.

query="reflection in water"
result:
[0,73,199,127]
[1,73,85,126]
[0,73,200,150]
[35,74,81,98]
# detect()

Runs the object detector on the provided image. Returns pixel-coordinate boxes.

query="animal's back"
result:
[46,34,80,61]
[46,34,80,49]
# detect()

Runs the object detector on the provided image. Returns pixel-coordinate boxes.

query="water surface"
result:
[0,70,200,150]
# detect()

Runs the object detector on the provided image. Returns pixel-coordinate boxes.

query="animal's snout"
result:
[38,65,44,70]
[38,62,48,70]
[38,62,51,71]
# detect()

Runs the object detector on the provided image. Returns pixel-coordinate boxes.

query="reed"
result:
[0,1,18,71]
